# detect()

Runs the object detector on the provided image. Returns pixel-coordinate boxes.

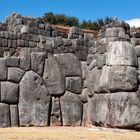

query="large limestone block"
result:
[66,77,82,94]
[0,58,7,80]
[107,92,140,129]
[99,66,110,93]
[87,67,101,94]
[61,91,83,126]
[10,105,19,127]
[1,82,19,104]
[51,97,62,126]
[18,48,31,71]
[0,103,10,127]
[8,67,25,83]
[106,41,138,67]
[55,53,82,76]
[6,57,19,67]
[105,27,120,37]
[109,66,138,92]
[82,97,92,127]
[43,57,65,96]
[19,70,51,127]
[91,94,109,126]
[31,52,45,76]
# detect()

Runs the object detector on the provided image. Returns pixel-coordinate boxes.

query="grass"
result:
[0,127,139,140]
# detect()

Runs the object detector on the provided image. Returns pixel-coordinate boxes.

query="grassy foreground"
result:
[0,127,139,140]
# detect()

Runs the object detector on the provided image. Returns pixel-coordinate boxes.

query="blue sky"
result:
[0,0,140,26]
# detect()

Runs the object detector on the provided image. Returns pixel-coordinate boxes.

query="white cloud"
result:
[125,19,140,28]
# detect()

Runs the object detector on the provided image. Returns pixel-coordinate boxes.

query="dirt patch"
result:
[0,126,139,140]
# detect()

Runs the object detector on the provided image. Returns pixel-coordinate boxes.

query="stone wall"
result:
[0,13,139,130]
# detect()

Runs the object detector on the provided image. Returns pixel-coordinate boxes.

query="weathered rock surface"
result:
[10,105,19,127]
[31,52,45,76]
[19,71,51,126]
[107,92,140,129]
[66,77,82,94]
[0,58,7,80]
[8,67,25,83]
[109,66,138,92]
[43,57,65,96]
[51,97,62,126]
[87,67,101,94]
[91,94,109,126]
[55,53,82,76]
[61,91,83,126]
[0,103,10,127]
[106,41,138,66]
[1,82,19,104]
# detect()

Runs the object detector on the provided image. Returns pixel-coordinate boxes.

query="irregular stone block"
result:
[135,45,140,57]
[55,53,82,76]
[51,97,62,126]
[99,66,110,93]
[109,66,138,92]
[79,88,89,103]
[0,58,7,80]
[0,103,10,127]
[106,41,138,67]
[6,57,19,67]
[82,97,92,127]
[10,105,19,127]
[97,54,106,69]
[18,48,31,71]
[43,57,65,96]
[91,94,109,126]
[8,67,25,83]
[19,71,51,126]
[61,91,83,126]
[1,81,19,104]
[87,67,101,94]
[105,27,120,37]
[66,77,82,94]
[31,52,45,76]
[107,92,140,129]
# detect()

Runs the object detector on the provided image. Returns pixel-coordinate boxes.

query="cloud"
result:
[125,19,140,28]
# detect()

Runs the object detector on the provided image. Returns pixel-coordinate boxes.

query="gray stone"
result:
[0,103,10,127]
[109,66,138,92]
[55,53,82,76]
[61,91,83,126]
[0,58,7,80]
[89,59,97,70]
[51,97,62,126]
[106,41,138,67]
[52,37,63,48]
[79,88,89,103]
[2,38,8,47]
[29,41,37,48]
[21,25,29,33]
[1,81,18,104]
[107,92,140,129]
[8,67,25,83]
[31,52,45,76]
[18,48,31,71]
[135,45,140,57]
[99,66,110,93]
[19,70,51,127]
[105,27,119,37]
[97,54,106,69]
[10,105,19,127]
[6,57,19,67]
[82,97,92,127]
[91,94,109,126]
[87,67,101,94]
[43,57,65,96]
[66,77,82,94]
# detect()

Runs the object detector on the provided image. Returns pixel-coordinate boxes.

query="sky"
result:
[0,0,140,27]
